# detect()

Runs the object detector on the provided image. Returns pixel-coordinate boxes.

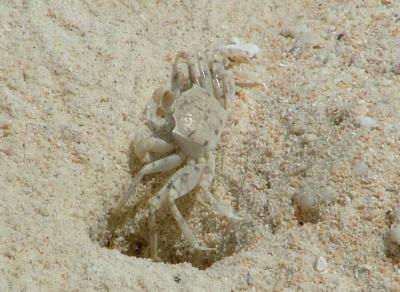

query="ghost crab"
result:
[115,48,249,261]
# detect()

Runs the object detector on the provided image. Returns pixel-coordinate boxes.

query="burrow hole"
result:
[90,149,256,270]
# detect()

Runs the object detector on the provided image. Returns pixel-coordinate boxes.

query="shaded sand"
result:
[1,0,400,290]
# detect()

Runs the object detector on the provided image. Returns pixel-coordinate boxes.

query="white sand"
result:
[1,0,400,290]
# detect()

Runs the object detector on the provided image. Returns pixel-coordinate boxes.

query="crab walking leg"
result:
[210,55,225,103]
[171,60,188,97]
[201,188,243,222]
[115,152,185,210]
[222,70,236,111]
[168,195,215,251]
[148,184,168,261]
[186,55,200,86]
[171,51,203,96]
[174,52,200,87]
[166,159,216,250]
[197,51,213,96]
[149,159,215,259]
[148,204,159,260]
[199,152,243,221]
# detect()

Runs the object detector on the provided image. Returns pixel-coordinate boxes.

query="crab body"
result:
[172,86,227,158]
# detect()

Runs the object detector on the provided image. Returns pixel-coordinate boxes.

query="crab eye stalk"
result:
[160,90,175,112]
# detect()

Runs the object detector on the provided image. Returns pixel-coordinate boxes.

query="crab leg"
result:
[173,52,200,87]
[199,152,243,221]
[171,62,188,97]
[148,159,215,260]
[172,51,204,96]
[223,70,236,111]
[197,51,213,96]
[115,152,185,210]
[209,52,236,110]
[210,54,225,104]
[168,195,215,250]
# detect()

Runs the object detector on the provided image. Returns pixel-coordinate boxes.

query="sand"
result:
[1,0,400,291]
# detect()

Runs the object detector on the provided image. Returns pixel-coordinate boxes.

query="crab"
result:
[115,48,249,261]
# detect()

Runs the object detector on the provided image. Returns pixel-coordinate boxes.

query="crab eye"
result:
[156,107,165,118]
[161,90,175,111]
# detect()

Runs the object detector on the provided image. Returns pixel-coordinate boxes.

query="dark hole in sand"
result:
[90,145,250,270]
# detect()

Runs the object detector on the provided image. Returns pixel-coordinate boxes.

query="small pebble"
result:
[392,61,400,75]
[388,207,400,225]
[230,37,241,44]
[357,116,378,129]
[314,256,328,272]
[281,24,322,52]
[292,31,322,51]
[226,42,260,58]
[384,225,400,257]
[352,160,368,177]
[288,117,307,135]
[381,0,392,5]
[281,23,308,38]
[330,107,349,125]
[294,192,316,211]
[300,133,318,145]
[292,184,334,223]
[336,32,346,41]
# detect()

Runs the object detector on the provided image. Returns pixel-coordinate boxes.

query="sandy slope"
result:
[1,0,400,291]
